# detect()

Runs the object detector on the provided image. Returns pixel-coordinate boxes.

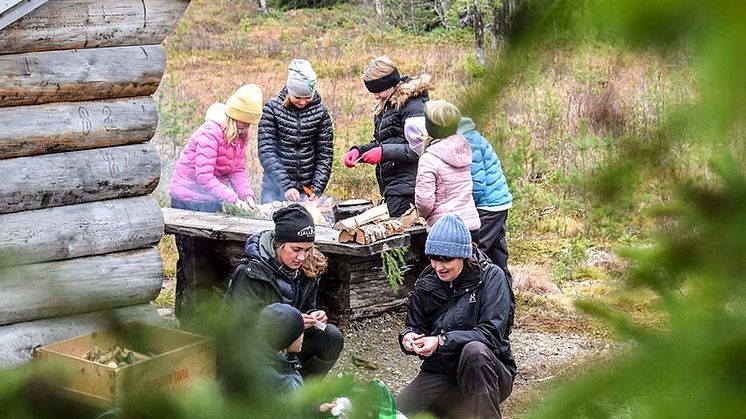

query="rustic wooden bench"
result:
[162,208,428,327]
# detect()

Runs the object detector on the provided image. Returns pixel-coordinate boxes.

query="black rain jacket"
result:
[399,252,517,376]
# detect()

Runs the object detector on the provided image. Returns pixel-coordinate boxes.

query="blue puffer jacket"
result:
[458,118,513,210]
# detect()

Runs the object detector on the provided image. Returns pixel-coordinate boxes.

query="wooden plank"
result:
[0,45,164,107]
[0,97,157,159]
[0,196,164,267]
[162,207,423,257]
[0,303,160,367]
[0,0,47,31]
[0,143,160,214]
[0,247,163,326]
[0,0,189,54]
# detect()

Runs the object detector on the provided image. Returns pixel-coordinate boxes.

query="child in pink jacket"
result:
[169,84,263,324]
[414,100,481,236]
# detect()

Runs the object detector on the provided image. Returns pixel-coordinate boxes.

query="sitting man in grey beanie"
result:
[396,214,516,419]
[224,204,343,379]
[258,59,334,204]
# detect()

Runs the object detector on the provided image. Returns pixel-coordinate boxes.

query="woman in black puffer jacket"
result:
[342,56,433,217]
[258,59,334,203]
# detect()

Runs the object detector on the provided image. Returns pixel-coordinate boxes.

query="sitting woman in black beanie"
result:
[224,203,344,378]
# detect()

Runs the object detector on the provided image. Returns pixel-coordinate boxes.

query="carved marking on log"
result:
[78,105,91,134]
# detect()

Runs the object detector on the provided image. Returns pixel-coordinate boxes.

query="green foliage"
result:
[156,78,200,159]
[381,247,408,292]
[269,0,347,10]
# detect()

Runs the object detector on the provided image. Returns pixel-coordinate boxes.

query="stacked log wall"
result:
[0,0,189,366]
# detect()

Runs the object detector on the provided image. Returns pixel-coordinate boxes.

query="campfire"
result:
[254,189,335,225]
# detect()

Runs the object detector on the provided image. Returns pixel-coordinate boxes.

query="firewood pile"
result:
[334,204,425,245]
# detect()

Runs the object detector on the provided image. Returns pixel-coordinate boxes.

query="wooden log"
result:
[0,247,163,326]
[0,143,161,214]
[0,0,190,54]
[0,97,157,159]
[0,196,164,267]
[0,45,164,107]
[0,303,160,367]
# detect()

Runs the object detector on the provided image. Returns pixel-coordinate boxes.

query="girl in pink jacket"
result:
[169,84,263,324]
[414,100,481,236]
[170,84,263,213]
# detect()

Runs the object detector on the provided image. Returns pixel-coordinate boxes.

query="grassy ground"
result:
[150,0,685,415]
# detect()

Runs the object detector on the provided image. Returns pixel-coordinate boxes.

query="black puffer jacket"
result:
[399,252,517,376]
[355,74,433,197]
[258,87,334,202]
[224,230,318,320]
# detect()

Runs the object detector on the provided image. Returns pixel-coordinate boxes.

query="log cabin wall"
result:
[0,0,190,367]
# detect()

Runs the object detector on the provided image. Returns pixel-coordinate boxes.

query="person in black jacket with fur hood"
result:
[223,204,344,378]
[342,56,433,217]
[397,214,517,419]
[258,59,334,203]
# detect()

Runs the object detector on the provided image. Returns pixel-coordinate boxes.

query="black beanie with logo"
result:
[273,203,315,243]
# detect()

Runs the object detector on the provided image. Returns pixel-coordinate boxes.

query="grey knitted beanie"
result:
[287,59,317,98]
[425,214,473,259]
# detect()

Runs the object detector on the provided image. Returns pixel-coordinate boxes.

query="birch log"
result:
[0,196,164,267]
[0,143,161,214]
[0,97,157,159]
[0,247,163,326]
[0,0,190,54]
[0,303,160,367]
[0,45,164,107]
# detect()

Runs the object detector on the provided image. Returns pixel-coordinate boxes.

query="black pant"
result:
[297,324,344,378]
[384,194,415,217]
[397,341,514,419]
[171,198,223,329]
[477,209,511,284]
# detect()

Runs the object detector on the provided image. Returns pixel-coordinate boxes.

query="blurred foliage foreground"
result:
[3,0,746,418]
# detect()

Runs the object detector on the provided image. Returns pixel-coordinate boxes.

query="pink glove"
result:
[343,149,360,167]
[361,146,383,165]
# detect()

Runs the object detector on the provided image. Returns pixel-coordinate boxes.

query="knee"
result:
[323,324,344,357]
[460,341,491,366]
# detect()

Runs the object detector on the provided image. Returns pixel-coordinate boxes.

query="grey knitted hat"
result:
[287,59,317,98]
[425,214,473,259]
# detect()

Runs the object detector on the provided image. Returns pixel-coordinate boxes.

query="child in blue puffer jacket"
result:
[458,117,514,283]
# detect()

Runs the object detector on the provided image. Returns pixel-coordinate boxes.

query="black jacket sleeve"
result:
[258,102,292,192]
[381,97,424,164]
[312,109,334,194]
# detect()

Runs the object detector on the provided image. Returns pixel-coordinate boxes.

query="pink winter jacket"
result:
[415,134,481,232]
[169,104,254,204]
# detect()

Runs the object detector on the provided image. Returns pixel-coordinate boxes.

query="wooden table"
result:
[163,208,428,327]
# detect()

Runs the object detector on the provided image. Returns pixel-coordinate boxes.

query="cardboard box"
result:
[34,321,215,409]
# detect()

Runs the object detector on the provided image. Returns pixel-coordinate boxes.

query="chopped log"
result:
[0,45,164,107]
[0,304,160,367]
[0,0,190,54]
[0,196,164,267]
[333,203,389,231]
[0,143,160,214]
[0,97,157,159]
[0,247,163,326]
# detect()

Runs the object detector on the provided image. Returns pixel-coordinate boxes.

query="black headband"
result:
[425,110,459,140]
[364,68,401,93]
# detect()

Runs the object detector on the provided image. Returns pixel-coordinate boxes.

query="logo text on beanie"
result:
[297,226,315,238]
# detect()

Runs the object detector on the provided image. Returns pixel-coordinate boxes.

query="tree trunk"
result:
[0,196,164,267]
[0,304,160,367]
[0,45,165,107]
[0,247,163,326]
[0,97,157,159]
[257,0,268,14]
[374,0,384,16]
[0,143,161,214]
[474,0,486,64]
[0,0,190,55]
[491,0,518,49]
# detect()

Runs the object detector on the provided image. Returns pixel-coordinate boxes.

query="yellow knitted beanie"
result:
[225,84,263,124]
